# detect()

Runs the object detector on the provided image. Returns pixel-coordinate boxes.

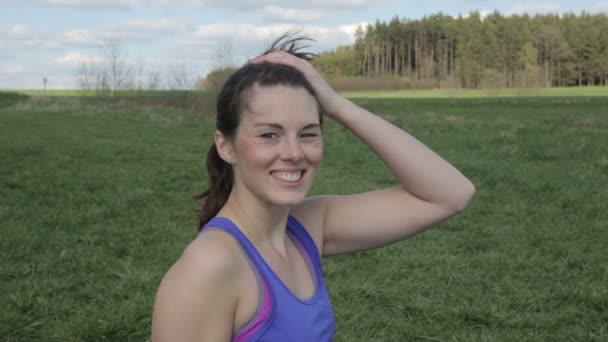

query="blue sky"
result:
[1,0,607,89]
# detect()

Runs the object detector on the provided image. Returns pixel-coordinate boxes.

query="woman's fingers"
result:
[248,51,344,116]
[250,51,310,73]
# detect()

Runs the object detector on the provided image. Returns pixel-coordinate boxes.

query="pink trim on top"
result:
[232,278,273,342]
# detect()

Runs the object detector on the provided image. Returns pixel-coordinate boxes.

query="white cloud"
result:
[192,23,296,41]
[32,0,394,11]
[62,29,102,47]
[112,18,192,33]
[54,52,103,66]
[0,40,15,60]
[186,23,359,59]
[0,24,58,50]
[261,6,329,22]
[586,1,608,13]
[306,0,393,9]
[1,24,49,41]
[508,2,562,15]
[339,22,368,39]
[462,10,493,20]
[1,64,26,74]
[156,0,394,10]
[173,22,361,76]
[190,23,355,44]
[305,26,358,50]
[37,0,142,10]
[58,18,193,48]
[480,10,493,20]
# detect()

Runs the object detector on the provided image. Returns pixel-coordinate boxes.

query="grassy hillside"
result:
[1,97,607,341]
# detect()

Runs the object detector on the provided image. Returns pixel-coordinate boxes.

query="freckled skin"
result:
[229,84,324,208]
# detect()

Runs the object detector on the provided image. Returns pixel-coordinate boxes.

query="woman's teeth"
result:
[271,171,302,182]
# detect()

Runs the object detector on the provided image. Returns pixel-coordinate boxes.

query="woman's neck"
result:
[217,189,291,250]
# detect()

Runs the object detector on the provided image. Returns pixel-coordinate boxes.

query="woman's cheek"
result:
[238,138,275,165]
[306,141,324,165]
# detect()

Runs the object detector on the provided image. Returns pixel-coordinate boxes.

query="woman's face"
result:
[224,84,323,208]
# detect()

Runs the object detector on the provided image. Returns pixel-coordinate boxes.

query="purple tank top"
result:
[202,215,335,342]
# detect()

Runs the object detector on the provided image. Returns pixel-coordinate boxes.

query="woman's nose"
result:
[281,136,304,161]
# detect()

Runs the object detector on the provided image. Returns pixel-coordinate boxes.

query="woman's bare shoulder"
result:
[151,229,246,341]
[185,229,246,267]
[290,196,331,252]
[165,228,247,289]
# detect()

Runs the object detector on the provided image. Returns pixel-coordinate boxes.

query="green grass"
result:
[0,91,30,108]
[341,86,608,98]
[1,96,607,341]
[14,89,212,97]
[13,86,608,99]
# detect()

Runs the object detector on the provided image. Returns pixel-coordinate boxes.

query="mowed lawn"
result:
[1,95,607,341]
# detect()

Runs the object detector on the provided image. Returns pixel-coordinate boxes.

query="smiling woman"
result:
[227,84,323,207]
[151,33,475,342]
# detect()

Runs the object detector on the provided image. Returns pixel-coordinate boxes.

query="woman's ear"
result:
[214,131,235,165]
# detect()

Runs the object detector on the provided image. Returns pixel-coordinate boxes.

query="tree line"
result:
[76,38,196,94]
[313,12,608,88]
[76,38,235,95]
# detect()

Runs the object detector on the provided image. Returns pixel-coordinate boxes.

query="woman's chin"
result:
[266,191,309,208]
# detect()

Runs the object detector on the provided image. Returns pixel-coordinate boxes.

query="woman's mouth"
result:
[270,170,305,182]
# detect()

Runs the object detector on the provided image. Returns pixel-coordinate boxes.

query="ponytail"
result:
[193,143,234,230]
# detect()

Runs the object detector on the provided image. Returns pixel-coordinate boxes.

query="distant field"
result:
[11,86,608,98]
[1,96,607,341]
[12,89,210,97]
[341,86,608,98]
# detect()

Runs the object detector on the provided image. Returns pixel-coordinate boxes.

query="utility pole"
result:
[43,77,48,96]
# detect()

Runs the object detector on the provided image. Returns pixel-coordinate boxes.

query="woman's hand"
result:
[249,51,348,118]
[252,48,474,257]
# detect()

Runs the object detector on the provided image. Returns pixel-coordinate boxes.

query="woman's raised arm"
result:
[251,51,475,256]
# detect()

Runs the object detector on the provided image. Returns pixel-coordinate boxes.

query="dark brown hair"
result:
[194,33,321,229]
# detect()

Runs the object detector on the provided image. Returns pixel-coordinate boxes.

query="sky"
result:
[1,0,607,90]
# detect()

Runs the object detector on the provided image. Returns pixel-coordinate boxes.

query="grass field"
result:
[342,87,608,98]
[1,93,607,341]
[11,90,207,97]
[341,86,608,98]
[10,85,608,98]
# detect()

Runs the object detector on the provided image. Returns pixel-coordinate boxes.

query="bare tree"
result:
[134,57,164,90]
[102,37,132,95]
[132,56,147,91]
[166,51,194,90]
[76,62,94,91]
[96,65,110,93]
[212,38,236,70]
[146,68,162,90]
[199,38,239,92]
[74,37,131,95]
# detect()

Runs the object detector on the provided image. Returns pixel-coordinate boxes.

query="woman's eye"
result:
[301,132,320,138]
[260,132,279,139]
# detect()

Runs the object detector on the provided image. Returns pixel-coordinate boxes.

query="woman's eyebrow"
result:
[253,123,320,130]
[302,123,321,130]
[254,123,283,129]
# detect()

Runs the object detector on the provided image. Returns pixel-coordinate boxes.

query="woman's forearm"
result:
[330,97,475,210]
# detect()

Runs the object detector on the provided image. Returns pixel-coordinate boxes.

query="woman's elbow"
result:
[452,181,476,212]
[458,180,477,212]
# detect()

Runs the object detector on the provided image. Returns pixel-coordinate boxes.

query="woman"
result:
[152,35,475,341]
